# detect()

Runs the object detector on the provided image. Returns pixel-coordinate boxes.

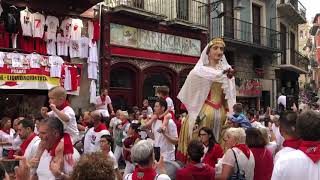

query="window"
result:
[225,51,235,66]
[110,68,133,88]
[253,55,263,69]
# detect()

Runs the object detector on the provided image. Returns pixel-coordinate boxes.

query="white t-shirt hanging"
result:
[57,33,69,56]
[71,19,83,41]
[7,53,24,68]
[26,53,41,68]
[45,16,59,40]
[0,52,5,67]
[69,40,80,58]
[32,12,45,38]
[88,62,97,80]
[88,40,98,63]
[80,36,89,58]
[47,40,56,55]
[88,20,94,40]
[20,9,33,37]
[60,18,72,39]
[49,56,64,77]
[64,66,72,91]
[0,4,3,17]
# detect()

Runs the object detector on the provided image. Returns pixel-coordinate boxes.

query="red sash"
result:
[20,133,37,156]
[49,133,74,165]
[56,101,70,111]
[94,123,107,132]
[283,138,302,149]
[299,141,320,163]
[132,167,157,180]
[234,144,251,159]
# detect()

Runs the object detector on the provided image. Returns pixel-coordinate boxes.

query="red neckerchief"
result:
[299,141,320,163]
[2,128,10,135]
[56,101,70,111]
[81,121,88,127]
[234,144,251,159]
[100,95,106,103]
[250,118,256,123]
[132,166,157,180]
[49,133,74,165]
[283,138,302,149]
[121,119,129,126]
[20,133,37,156]
[94,123,107,132]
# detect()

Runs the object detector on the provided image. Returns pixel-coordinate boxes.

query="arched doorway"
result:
[110,63,139,111]
[142,66,177,106]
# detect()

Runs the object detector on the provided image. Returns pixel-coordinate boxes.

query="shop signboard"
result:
[0,64,82,95]
[236,78,262,97]
[110,23,201,57]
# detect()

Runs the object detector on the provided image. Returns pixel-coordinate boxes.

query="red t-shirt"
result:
[250,147,273,180]
[202,143,224,168]
[176,163,215,180]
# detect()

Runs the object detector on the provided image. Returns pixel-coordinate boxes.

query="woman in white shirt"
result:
[0,117,15,158]
[216,128,255,180]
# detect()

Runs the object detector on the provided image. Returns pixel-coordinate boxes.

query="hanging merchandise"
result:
[48,55,64,77]
[11,33,17,48]
[90,80,96,104]
[60,64,82,95]
[88,40,98,63]
[88,20,93,40]
[26,53,41,68]
[92,19,100,41]
[20,7,33,37]
[60,18,72,39]
[63,65,72,90]
[20,36,34,53]
[71,18,83,41]
[69,40,80,58]
[0,52,5,67]
[32,12,45,38]
[57,32,69,56]
[87,62,97,80]
[0,2,3,17]
[47,39,56,55]
[35,38,47,54]
[4,5,20,34]
[0,23,10,48]
[6,52,24,68]
[79,36,89,58]
[45,15,59,40]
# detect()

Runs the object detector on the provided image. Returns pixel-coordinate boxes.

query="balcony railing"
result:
[212,16,282,50]
[104,0,208,27]
[278,0,306,23]
[282,49,309,71]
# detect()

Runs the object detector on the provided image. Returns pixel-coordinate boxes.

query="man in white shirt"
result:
[151,98,178,161]
[277,93,286,112]
[274,111,301,163]
[17,119,40,161]
[94,88,115,118]
[84,111,110,154]
[272,110,320,180]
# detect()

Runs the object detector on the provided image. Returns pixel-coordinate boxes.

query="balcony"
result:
[166,0,208,30]
[211,16,282,53]
[104,0,208,29]
[280,49,309,74]
[277,0,306,24]
[104,0,167,21]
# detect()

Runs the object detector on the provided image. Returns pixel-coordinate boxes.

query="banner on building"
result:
[236,78,262,97]
[0,64,82,95]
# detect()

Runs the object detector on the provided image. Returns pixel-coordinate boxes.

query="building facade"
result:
[276,0,309,108]
[100,0,208,111]
[310,14,320,89]
[210,0,282,111]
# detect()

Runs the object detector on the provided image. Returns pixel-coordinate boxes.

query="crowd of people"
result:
[0,37,319,180]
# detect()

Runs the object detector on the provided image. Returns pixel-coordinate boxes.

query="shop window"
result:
[143,73,170,104]
[110,68,133,88]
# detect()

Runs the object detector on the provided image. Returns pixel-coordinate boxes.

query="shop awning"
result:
[3,0,103,15]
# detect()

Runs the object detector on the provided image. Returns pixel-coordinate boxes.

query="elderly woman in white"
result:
[124,140,170,180]
[216,128,255,180]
